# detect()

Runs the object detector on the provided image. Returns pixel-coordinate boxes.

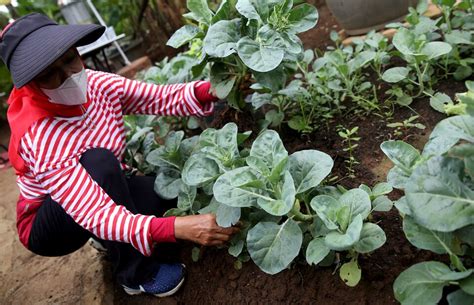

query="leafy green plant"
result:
[381,114,474,305]
[123,115,159,175]
[381,25,452,106]
[386,115,426,137]
[249,50,334,133]
[166,0,319,109]
[139,53,204,85]
[337,126,360,179]
[145,123,391,285]
[429,81,474,115]
[311,32,381,112]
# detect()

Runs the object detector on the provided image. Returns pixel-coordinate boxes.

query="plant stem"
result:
[289,200,313,222]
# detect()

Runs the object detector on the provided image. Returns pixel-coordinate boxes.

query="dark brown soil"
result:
[112,4,471,305]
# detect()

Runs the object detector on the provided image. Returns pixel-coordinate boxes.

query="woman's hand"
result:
[174,214,239,246]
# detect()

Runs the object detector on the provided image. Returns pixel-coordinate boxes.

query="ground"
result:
[0,3,467,305]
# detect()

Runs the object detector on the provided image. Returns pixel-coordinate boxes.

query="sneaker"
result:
[88,238,107,253]
[122,263,186,297]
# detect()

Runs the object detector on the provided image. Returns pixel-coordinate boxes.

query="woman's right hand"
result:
[174,214,239,246]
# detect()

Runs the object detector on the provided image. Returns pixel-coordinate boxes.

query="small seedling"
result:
[387,115,426,137]
[337,126,361,178]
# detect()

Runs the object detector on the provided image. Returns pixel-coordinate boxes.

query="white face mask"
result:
[41,68,88,106]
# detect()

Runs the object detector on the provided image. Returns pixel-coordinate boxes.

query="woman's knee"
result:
[79,148,121,179]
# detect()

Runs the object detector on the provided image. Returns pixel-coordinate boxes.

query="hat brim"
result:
[10,23,105,88]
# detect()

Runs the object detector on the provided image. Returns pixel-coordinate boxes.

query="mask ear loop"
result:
[72,48,96,129]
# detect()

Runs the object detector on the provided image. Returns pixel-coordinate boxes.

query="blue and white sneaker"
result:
[122,263,186,297]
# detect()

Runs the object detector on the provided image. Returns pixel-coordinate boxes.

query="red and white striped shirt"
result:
[15,69,213,256]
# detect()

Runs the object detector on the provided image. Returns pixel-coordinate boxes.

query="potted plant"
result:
[326,0,418,35]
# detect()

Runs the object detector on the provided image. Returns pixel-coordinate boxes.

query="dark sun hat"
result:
[0,13,105,88]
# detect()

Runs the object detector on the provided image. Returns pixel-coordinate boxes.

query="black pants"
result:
[28,148,177,286]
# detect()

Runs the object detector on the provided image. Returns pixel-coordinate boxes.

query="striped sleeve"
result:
[19,122,156,256]
[119,77,214,117]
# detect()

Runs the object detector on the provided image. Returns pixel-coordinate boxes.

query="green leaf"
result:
[216,204,241,227]
[466,81,474,92]
[213,166,267,207]
[182,154,221,186]
[372,196,393,212]
[380,141,421,174]
[339,261,362,287]
[236,0,263,21]
[191,247,201,262]
[340,189,371,220]
[394,261,456,305]
[396,94,414,106]
[229,241,245,259]
[288,116,309,132]
[349,50,376,71]
[325,214,363,251]
[164,208,188,216]
[423,115,474,156]
[250,92,273,109]
[246,155,271,176]
[392,28,418,56]
[187,0,213,25]
[256,171,295,216]
[310,195,342,230]
[212,0,233,23]
[353,223,386,253]
[382,67,410,83]
[154,168,183,199]
[306,237,330,266]
[247,219,303,275]
[210,62,237,99]
[287,4,319,34]
[254,66,286,93]
[445,30,473,45]
[406,191,474,232]
[177,184,197,210]
[167,25,200,48]
[395,196,412,215]
[421,41,452,60]
[448,289,474,305]
[372,182,393,197]
[359,184,372,196]
[203,19,240,57]
[165,130,185,152]
[265,110,284,128]
[455,225,474,247]
[250,129,288,169]
[460,274,474,295]
[198,196,220,214]
[288,150,333,194]
[237,37,285,72]
[430,92,453,113]
[454,66,473,81]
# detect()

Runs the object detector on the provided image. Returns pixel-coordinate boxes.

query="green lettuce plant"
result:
[146,123,391,285]
[166,0,319,109]
[381,114,474,305]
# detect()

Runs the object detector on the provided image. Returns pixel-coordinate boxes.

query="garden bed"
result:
[112,79,464,304]
[114,0,474,303]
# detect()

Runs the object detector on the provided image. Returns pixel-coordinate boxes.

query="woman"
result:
[0,13,238,297]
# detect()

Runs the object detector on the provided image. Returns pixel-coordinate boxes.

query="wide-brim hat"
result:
[0,13,105,88]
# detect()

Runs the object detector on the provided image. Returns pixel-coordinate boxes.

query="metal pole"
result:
[86,0,131,65]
